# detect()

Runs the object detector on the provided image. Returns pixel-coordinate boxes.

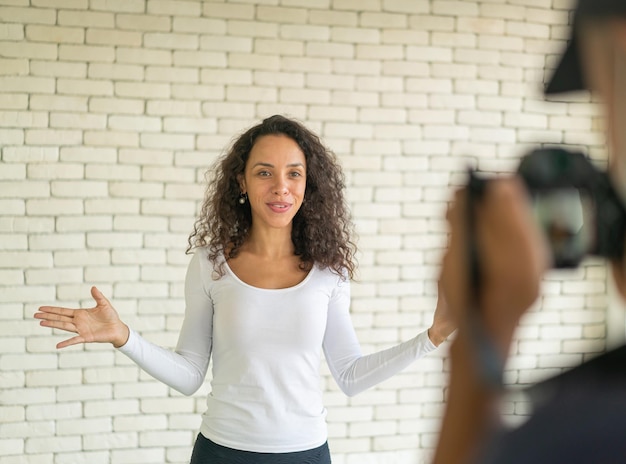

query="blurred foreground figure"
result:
[433,1,626,463]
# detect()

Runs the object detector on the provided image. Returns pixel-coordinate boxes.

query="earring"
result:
[238,192,247,204]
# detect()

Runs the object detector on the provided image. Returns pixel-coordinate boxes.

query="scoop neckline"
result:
[223,260,316,292]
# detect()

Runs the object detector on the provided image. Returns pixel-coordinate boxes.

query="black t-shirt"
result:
[480,345,626,463]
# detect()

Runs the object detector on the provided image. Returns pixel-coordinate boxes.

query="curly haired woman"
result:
[35,115,454,464]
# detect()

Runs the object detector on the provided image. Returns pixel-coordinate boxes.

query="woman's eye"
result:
[290,171,303,177]
[258,171,270,177]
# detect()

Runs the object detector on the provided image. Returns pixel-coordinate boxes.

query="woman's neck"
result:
[243,226,295,259]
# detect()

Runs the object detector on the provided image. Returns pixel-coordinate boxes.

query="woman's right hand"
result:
[34,286,130,349]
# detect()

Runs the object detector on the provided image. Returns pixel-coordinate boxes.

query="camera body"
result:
[516,147,626,268]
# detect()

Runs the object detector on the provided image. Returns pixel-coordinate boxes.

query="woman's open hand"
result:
[34,286,129,349]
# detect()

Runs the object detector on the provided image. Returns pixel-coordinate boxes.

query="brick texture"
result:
[1,0,612,463]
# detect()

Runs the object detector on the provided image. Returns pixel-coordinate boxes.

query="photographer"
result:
[433,1,626,463]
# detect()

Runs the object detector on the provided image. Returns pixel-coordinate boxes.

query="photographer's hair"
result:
[187,115,357,280]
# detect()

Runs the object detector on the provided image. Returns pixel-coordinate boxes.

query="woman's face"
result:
[239,134,307,232]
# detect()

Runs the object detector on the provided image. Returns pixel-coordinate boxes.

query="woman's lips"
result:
[267,202,292,213]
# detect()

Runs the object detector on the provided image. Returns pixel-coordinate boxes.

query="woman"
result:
[35,115,454,463]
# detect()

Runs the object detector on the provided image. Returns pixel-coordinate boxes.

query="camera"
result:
[467,147,626,269]
[516,147,626,268]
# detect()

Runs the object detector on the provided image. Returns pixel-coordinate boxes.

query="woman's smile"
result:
[267,202,292,213]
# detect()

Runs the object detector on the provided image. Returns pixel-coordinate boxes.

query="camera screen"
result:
[531,189,595,268]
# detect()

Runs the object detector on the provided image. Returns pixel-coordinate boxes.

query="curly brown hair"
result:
[187,115,357,279]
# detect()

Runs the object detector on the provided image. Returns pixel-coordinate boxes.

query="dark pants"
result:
[190,433,332,464]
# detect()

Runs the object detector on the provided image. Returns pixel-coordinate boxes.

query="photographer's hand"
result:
[434,177,550,464]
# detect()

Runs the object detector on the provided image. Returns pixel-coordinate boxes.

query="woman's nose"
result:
[273,178,288,195]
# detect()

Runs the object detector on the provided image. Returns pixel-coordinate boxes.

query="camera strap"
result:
[466,169,506,390]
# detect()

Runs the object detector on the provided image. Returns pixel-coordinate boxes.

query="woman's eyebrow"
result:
[251,162,305,168]
[252,162,274,168]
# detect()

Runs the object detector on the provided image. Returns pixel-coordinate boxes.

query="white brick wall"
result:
[0,0,611,463]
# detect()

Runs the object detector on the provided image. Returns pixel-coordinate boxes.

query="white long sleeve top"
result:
[119,247,437,453]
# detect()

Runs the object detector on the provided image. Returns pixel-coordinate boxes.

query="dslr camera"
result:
[469,147,626,269]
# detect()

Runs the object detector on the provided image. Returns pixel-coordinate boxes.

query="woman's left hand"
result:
[428,281,456,346]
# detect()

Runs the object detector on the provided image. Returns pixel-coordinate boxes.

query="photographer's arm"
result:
[434,179,549,464]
